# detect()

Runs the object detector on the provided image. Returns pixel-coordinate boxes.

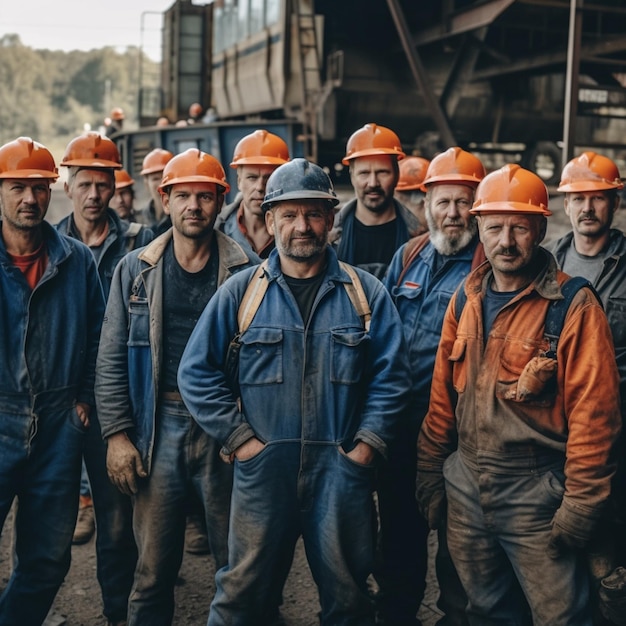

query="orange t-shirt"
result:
[8,243,48,290]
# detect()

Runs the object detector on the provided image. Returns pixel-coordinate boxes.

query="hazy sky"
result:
[2,0,207,58]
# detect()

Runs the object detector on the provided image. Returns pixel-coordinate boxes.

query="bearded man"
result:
[381,147,486,626]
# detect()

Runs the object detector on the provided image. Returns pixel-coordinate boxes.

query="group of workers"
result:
[0,118,624,626]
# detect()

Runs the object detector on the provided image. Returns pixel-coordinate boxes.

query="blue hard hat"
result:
[261,158,339,211]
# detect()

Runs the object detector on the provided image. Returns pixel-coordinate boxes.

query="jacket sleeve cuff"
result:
[222,423,256,456]
[354,430,387,460]
[553,497,603,543]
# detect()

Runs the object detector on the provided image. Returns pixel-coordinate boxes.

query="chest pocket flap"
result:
[239,327,283,385]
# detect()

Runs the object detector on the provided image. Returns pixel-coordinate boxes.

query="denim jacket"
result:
[385,237,480,414]
[178,247,411,460]
[0,221,105,408]
[95,229,255,472]
[55,208,154,299]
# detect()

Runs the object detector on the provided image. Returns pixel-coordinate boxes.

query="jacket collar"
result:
[467,247,564,302]
[138,227,251,269]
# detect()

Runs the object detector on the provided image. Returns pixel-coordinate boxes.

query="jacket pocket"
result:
[239,328,283,385]
[449,338,467,393]
[128,297,150,346]
[330,329,369,384]
[496,341,556,405]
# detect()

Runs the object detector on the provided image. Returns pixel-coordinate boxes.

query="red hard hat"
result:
[0,137,59,181]
[158,149,230,193]
[471,164,551,216]
[61,132,122,169]
[342,123,406,165]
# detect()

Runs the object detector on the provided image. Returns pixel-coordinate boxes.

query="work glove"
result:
[547,502,597,559]
[416,470,447,530]
[106,431,147,496]
[599,567,626,625]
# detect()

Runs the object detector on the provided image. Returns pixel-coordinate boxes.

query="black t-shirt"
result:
[162,239,219,391]
[351,218,398,267]
[284,271,326,325]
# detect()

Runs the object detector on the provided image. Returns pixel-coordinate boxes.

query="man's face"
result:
[266,200,334,263]
[0,179,51,231]
[349,155,398,214]
[425,183,477,255]
[162,182,223,239]
[109,187,134,221]
[478,213,546,275]
[237,164,276,218]
[564,190,618,239]
[65,169,114,224]
[144,171,164,207]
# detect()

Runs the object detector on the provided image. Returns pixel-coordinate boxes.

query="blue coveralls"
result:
[179,247,411,625]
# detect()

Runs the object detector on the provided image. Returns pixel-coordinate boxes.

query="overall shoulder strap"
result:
[339,261,371,332]
[237,260,270,334]
[544,275,592,358]
[396,232,431,287]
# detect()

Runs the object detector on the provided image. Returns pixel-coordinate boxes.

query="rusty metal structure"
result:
[125,0,626,192]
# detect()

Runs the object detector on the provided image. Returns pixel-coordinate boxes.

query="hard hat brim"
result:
[342,147,406,165]
[470,201,552,216]
[558,180,624,192]
[0,169,59,181]
[261,190,339,211]
[229,156,289,168]
[61,158,122,169]
[157,175,230,194]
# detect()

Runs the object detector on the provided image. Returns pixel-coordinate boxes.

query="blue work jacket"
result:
[95,229,255,472]
[384,237,480,414]
[178,246,411,460]
[0,221,105,408]
[56,208,154,299]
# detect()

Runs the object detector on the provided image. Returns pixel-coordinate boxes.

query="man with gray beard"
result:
[381,147,486,626]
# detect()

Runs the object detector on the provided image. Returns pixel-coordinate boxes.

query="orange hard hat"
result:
[140,148,174,176]
[158,148,230,194]
[396,156,430,191]
[422,147,486,188]
[230,130,290,168]
[114,169,134,190]
[557,151,623,192]
[0,136,59,181]
[188,102,203,118]
[61,132,122,169]
[111,107,125,121]
[470,164,551,216]
[342,123,406,165]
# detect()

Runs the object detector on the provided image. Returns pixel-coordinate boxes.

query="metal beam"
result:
[563,0,583,163]
[412,0,516,46]
[471,34,626,80]
[385,0,456,147]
